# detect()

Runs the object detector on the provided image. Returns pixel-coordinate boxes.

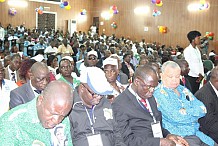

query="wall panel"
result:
[93,0,218,52]
[0,0,93,33]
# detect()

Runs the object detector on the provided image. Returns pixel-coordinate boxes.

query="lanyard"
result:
[85,106,96,134]
[136,99,157,123]
[128,85,157,123]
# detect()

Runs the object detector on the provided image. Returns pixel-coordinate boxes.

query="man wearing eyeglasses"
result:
[69,67,125,146]
[9,62,50,109]
[112,65,189,146]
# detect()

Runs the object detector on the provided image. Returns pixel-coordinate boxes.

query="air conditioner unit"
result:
[68,19,77,37]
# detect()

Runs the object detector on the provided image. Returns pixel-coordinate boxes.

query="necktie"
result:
[140,99,149,111]
[182,76,186,85]
[11,73,16,82]
[34,90,42,94]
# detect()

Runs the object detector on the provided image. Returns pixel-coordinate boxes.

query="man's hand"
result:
[196,73,203,83]
[160,138,176,146]
[166,134,189,146]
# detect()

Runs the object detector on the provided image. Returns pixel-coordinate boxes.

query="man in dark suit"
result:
[176,59,192,92]
[4,53,21,82]
[121,53,134,80]
[195,66,218,144]
[112,65,188,146]
[9,62,50,109]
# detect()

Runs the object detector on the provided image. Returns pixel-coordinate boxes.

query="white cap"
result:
[103,58,118,69]
[87,50,98,57]
[209,52,216,57]
[79,67,114,95]
[31,54,45,62]
[62,56,73,62]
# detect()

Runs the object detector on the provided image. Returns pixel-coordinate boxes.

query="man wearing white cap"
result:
[69,67,125,146]
[79,50,98,73]
[103,58,126,103]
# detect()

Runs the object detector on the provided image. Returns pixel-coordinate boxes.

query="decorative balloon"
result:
[65,4,71,10]
[199,0,210,10]
[80,9,87,15]
[110,5,119,14]
[111,22,117,29]
[59,3,65,8]
[9,8,17,16]
[151,0,156,4]
[151,0,163,6]
[0,0,5,2]
[35,6,44,15]
[152,8,161,17]
[205,32,214,40]
[159,26,167,33]
[59,1,71,10]
[156,1,163,6]
[63,1,68,6]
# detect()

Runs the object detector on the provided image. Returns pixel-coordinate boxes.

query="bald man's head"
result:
[37,80,73,129]
[30,62,50,90]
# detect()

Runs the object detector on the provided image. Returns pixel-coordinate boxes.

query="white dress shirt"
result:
[0,79,18,117]
[184,44,204,77]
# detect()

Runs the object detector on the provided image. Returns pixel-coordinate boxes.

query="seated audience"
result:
[9,62,50,109]
[57,58,80,89]
[69,67,124,146]
[110,54,129,85]
[153,61,216,146]
[175,59,192,92]
[57,38,74,57]
[195,66,218,144]
[47,55,58,76]
[79,50,98,73]
[4,53,21,82]
[3,55,11,68]
[16,59,37,86]
[0,61,17,117]
[112,65,188,146]
[0,81,73,146]
[103,57,126,102]
[121,53,135,81]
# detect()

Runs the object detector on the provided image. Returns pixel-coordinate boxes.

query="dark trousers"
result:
[186,75,200,94]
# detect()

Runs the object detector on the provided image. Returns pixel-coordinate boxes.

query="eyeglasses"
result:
[82,84,102,97]
[137,77,156,92]
[88,57,97,60]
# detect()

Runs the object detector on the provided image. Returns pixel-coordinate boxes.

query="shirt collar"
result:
[8,65,15,74]
[128,84,142,101]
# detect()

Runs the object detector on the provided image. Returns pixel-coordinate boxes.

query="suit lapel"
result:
[125,89,153,115]
[26,81,36,101]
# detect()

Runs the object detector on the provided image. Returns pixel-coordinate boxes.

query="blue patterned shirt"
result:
[153,83,214,146]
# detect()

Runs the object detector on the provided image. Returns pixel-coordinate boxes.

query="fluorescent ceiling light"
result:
[134,6,150,15]
[8,0,28,7]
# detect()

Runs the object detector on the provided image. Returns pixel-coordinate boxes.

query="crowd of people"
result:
[0,23,217,146]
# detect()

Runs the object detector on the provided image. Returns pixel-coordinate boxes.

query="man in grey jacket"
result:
[69,67,125,146]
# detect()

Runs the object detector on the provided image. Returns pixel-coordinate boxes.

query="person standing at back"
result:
[184,31,204,94]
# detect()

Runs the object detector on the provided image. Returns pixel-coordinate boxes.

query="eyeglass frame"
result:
[81,83,103,97]
[136,76,156,92]
[87,56,97,60]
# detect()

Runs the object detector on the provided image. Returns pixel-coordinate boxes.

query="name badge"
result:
[151,121,163,138]
[86,132,103,146]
